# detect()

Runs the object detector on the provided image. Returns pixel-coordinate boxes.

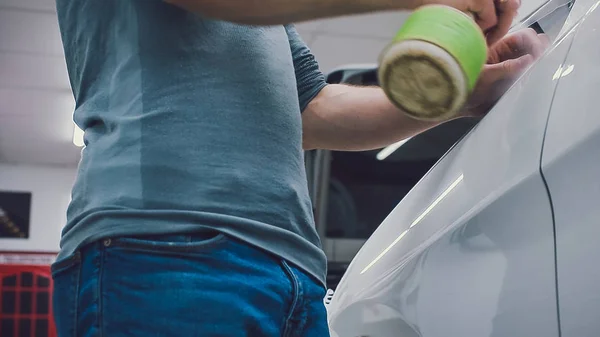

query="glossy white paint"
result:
[541,0,600,335]
[326,0,600,335]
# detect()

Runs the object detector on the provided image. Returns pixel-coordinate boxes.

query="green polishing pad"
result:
[379,5,488,121]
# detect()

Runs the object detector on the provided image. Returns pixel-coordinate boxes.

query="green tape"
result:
[393,5,487,91]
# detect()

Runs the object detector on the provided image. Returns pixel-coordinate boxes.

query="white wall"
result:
[0,164,76,252]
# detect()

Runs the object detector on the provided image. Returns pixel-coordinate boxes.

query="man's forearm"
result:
[302,84,440,151]
[164,0,411,25]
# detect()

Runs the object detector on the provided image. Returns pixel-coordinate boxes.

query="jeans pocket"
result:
[109,230,229,255]
[51,252,81,337]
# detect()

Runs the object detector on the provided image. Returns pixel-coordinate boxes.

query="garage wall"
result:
[0,164,76,252]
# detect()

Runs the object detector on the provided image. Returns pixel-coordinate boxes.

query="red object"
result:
[0,252,57,337]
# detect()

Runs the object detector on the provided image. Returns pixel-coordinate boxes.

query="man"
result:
[51,0,547,336]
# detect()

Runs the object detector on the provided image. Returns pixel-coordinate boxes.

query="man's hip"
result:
[51,231,330,337]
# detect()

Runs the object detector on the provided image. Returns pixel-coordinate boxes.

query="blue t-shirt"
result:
[55,0,328,284]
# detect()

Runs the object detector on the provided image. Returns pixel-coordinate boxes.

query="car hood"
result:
[326,0,600,335]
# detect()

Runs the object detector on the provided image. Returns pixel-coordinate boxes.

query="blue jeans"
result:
[51,231,330,337]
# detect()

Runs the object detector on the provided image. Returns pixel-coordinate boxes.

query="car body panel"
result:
[326,5,584,335]
[541,1,600,336]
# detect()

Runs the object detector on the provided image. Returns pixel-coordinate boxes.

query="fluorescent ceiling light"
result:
[73,124,84,147]
[376,138,411,161]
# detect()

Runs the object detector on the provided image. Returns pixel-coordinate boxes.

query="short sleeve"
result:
[285,25,327,112]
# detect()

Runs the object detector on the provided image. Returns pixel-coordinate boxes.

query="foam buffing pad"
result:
[379,5,488,122]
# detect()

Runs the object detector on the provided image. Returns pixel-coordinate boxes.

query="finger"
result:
[484,53,534,81]
[494,28,547,61]
[526,31,548,58]
[473,0,498,32]
[539,33,551,51]
[486,31,524,64]
[486,0,520,45]
[503,53,534,74]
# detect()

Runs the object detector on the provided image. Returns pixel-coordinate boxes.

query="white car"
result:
[323,0,600,336]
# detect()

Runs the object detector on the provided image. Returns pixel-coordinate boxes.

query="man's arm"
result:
[302,28,550,152]
[302,84,438,151]
[283,25,436,152]
[164,0,409,25]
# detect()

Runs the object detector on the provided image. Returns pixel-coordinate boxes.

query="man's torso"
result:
[55,0,326,284]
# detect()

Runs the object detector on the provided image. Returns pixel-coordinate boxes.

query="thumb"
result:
[485,54,534,82]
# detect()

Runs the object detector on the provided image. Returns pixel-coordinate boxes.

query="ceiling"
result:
[0,0,78,167]
[0,0,545,168]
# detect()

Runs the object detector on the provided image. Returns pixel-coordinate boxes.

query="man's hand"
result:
[420,0,520,45]
[463,28,550,117]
